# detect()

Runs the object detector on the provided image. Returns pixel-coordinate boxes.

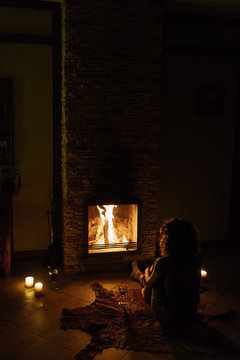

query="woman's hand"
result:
[139,274,146,287]
[145,267,151,283]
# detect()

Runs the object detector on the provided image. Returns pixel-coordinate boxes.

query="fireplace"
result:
[62,0,162,273]
[87,203,139,254]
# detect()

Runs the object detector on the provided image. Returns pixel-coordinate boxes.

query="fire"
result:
[88,203,138,253]
[97,205,117,244]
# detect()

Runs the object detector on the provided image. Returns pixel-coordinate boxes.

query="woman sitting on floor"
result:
[131,218,201,328]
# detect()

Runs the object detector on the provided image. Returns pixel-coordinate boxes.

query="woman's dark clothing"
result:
[151,255,201,325]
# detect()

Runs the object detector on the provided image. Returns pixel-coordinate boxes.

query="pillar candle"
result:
[25,276,34,288]
[34,282,43,296]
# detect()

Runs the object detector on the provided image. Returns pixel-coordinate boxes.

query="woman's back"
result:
[154,255,201,318]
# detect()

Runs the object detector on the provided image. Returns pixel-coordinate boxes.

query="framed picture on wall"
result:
[0,79,13,132]
[197,87,225,116]
[0,134,13,164]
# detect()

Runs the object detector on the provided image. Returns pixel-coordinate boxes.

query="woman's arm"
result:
[142,269,159,301]
[138,266,152,288]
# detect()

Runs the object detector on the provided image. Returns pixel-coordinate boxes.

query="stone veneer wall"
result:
[62,0,163,273]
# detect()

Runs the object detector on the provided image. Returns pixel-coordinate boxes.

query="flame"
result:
[88,203,138,252]
[97,205,117,244]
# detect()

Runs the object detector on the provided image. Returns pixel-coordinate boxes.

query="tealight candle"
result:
[34,282,43,296]
[201,270,207,278]
[25,276,34,288]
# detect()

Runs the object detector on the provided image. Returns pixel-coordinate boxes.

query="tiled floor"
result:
[0,244,240,360]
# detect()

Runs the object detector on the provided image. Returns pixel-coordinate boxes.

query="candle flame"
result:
[201,269,207,278]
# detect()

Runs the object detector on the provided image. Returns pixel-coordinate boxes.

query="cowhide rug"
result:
[61,283,239,360]
[61,283,171,359]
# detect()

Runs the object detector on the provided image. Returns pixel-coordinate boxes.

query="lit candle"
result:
[25,276,34,288]
[34,282,43,296]
[201,269,207,278]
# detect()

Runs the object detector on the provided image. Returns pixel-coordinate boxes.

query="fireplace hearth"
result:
[87,203,138,254]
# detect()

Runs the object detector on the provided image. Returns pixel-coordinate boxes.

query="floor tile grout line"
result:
[40,330,91,355]
[55,290,93,305]
[5,322,80,358]
[116,349,130,360]
[2,303,91,355]
[1,307,42,325]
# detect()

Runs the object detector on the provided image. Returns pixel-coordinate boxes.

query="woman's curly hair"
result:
[155,218,199,258]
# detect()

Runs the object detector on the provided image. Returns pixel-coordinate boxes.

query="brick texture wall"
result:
[62,0,163,273]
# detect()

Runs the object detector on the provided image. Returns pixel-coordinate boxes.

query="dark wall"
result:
[162,13,240,243]
[161,53,238,242]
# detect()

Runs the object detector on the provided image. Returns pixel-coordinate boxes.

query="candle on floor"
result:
[201,269,207,278]
[34,282,43,296]
[25,276,34,288]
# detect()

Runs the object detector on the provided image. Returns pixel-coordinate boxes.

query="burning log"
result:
[104,219,109,244]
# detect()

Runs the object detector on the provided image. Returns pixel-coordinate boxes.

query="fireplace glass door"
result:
[88,203,138,254]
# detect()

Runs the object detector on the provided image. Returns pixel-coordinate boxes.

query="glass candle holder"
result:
[34,282,43,296]
[25,276,34,288]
